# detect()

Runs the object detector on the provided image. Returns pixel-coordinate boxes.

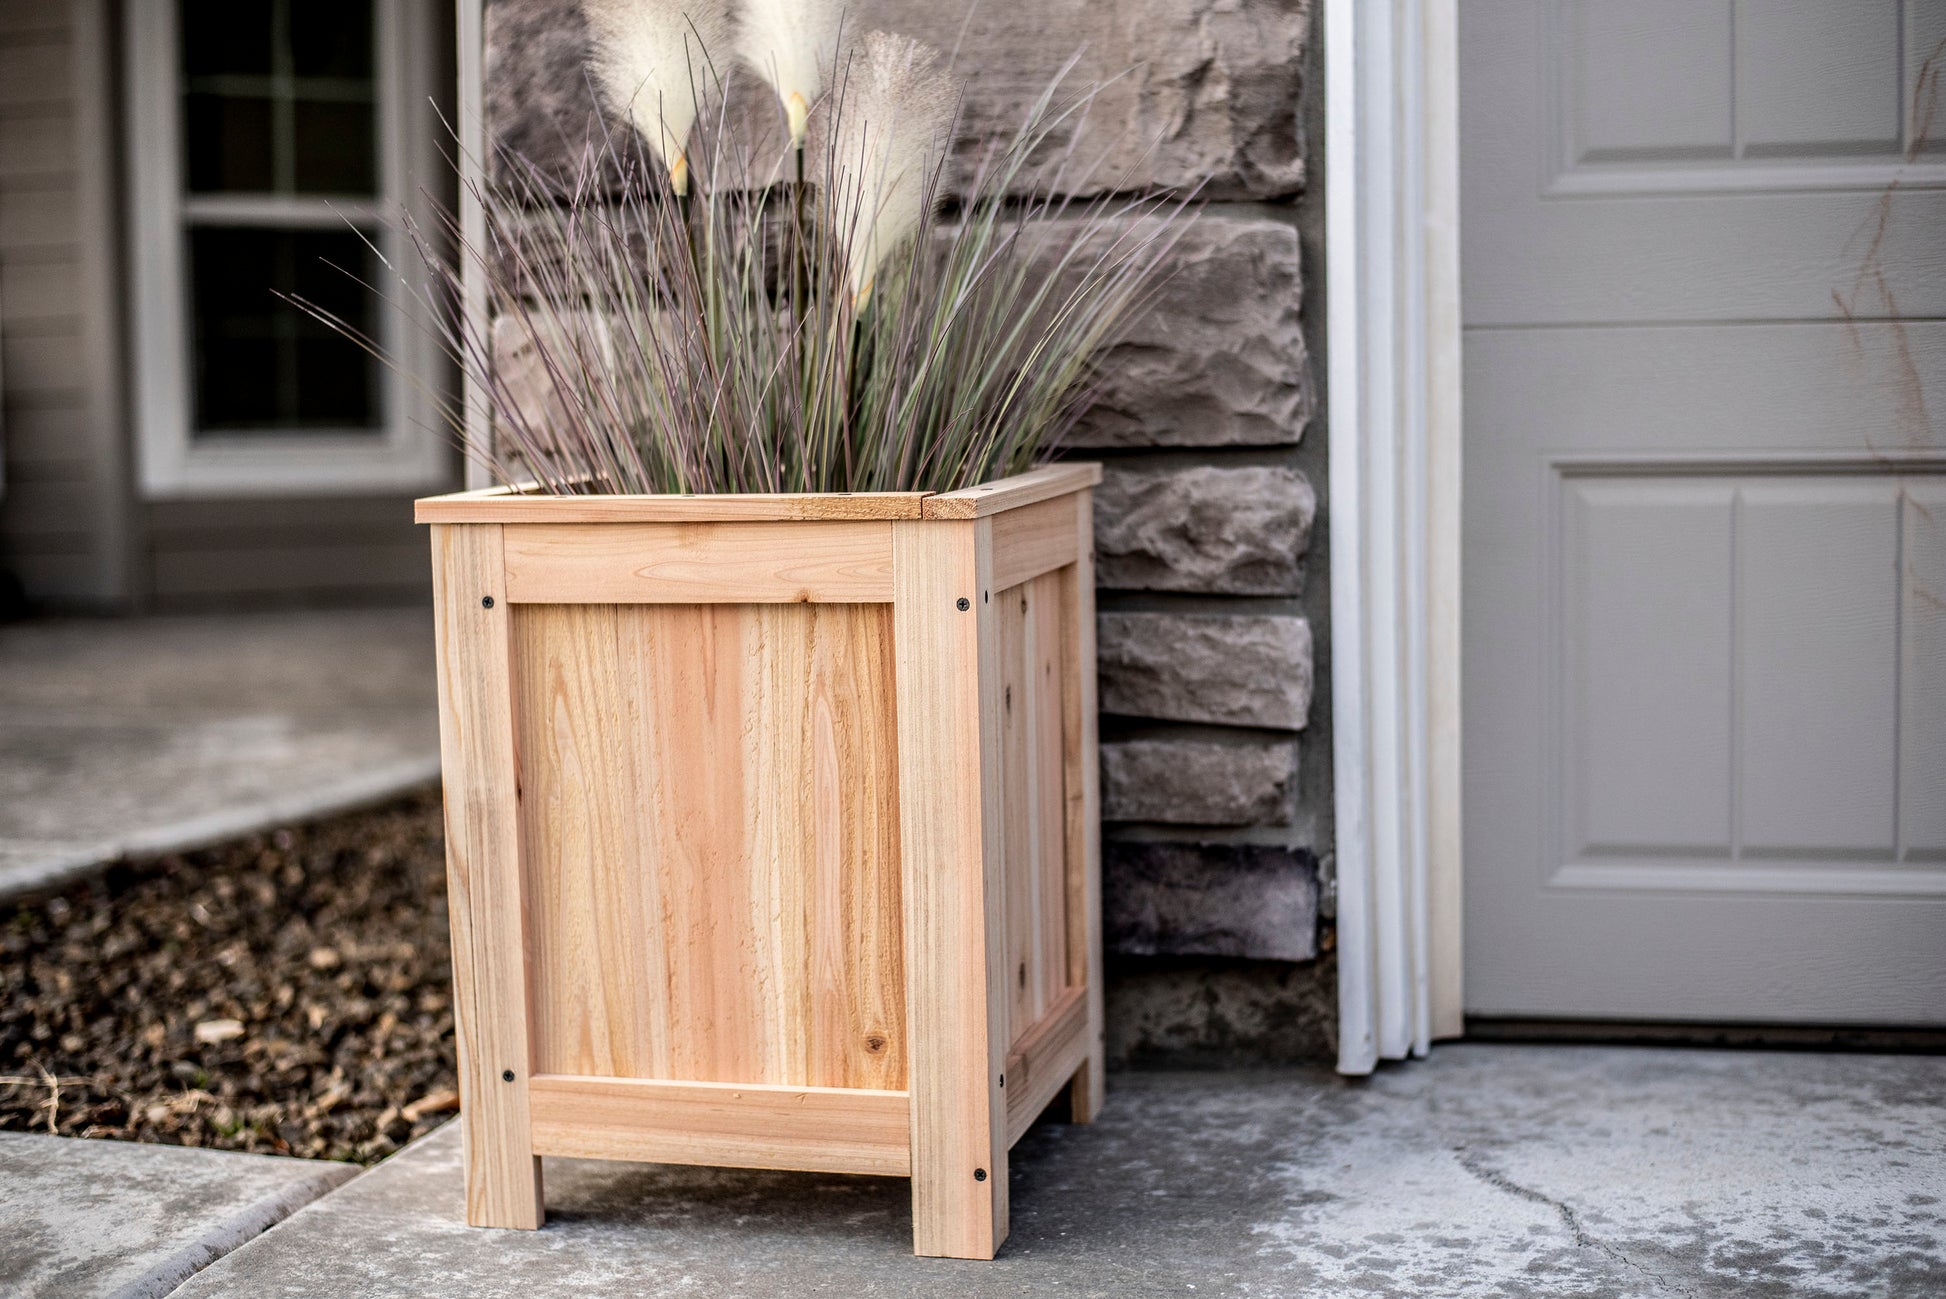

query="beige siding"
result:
[145,497,431,610]
[0,0,128,608]
[1,2,461,611]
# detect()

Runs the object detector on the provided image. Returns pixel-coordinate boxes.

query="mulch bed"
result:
[0,789,458,1164]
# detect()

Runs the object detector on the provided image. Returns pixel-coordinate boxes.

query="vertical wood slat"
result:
[1000,588,1039,1044]
[512,602,905,1091]
[1031,572,1071,1020]
[999,572,1074,1053]
[893,519,1010,1259]
[1062,496,1107,1122]
[429,523,544,1228]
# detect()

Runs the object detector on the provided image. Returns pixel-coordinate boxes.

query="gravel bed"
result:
[0,789,457,1164]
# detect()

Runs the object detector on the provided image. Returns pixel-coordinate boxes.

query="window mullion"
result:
[273,0,294,195]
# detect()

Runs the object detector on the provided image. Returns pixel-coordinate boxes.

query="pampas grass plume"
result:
[737,0,841,147]
[831,31,958,305]
[581,0,734,193]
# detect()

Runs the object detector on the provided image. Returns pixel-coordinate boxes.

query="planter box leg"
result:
[1061,494,1106,1125]
[431,524,544,1229]
[893,519,1009,1260]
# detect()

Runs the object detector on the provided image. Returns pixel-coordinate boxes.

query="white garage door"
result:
[1461,0,1946,1023]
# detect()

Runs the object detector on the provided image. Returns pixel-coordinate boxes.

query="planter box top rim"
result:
[415,463,1102,525]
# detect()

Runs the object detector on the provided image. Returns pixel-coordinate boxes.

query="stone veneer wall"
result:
[484,0,1334,1064]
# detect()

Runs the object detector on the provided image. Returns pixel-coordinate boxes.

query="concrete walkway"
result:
[0,1132,355,1299]
[0,609,438,898]
[168,1045,1945,1298]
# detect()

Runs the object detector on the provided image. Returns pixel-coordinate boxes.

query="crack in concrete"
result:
[1453,1149,1697,1299]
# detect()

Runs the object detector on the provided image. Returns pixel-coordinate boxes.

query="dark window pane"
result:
[289,1,373,79]
[181,0,272,78]
[292,99,377,193]
[189,226,383,433]
[184,93,274,192]
[179,0,380,197]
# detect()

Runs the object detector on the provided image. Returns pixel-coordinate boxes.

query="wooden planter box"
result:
[415,464,1104,1260]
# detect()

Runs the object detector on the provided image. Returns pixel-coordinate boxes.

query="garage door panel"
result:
[1564,478,1735,858]
[1904,482,1946,858]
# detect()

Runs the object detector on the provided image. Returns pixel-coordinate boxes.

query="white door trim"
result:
[457,0,493,491]
[1324,0,1464,1074]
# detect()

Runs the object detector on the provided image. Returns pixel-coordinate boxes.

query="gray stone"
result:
[1108,952,1337,1067]
[487,213,1313,471]
[0,610,440,899]
[169,1052,1946,1297]
[0,1132,355,1299]
[1095,464,1316,593]
[1104,840,1318,960]
[485,0,1309,200]
[1101,735,1299,825]
[1067,216,1312,449]
[1097,612,1312,728]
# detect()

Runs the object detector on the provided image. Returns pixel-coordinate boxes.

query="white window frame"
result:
[126,0,447,497]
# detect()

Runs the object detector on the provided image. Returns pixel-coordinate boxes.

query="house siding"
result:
[1,3,457,613]
[0,0,132,610]
[143,497,433,610]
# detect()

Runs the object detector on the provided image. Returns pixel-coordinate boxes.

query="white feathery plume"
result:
[581,0,734,194]
[829,31,959,307]
[737,0,842,148]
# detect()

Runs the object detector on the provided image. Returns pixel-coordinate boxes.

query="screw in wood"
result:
[956,597,970,611]
[501,1069,515,1082]
[998,1073,1005,1087]
[482,595,495,608]
[974,1168,988,1182]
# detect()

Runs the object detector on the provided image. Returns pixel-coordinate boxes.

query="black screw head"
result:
[998,1073,1005,1087]
[481,595,495,609]
[956,597,970,611]
[974,1168,988,1182]
[501,1069,515,1082]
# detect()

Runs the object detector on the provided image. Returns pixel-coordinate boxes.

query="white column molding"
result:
[1325,0,1464,1075]
[457,0,492,490]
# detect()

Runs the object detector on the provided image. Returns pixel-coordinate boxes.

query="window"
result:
[128,0,447,496]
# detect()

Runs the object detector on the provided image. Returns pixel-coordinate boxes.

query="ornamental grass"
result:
[304,1,1195,495]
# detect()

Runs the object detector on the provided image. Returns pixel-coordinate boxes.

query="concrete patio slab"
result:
[0,609,438,899]
[168,1045,1946,1298]
[0,1132,356,1299]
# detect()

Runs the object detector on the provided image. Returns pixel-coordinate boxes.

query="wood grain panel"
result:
[892,518,1010,1258]
[999,587,1037,1043]
[429,523,544,1229]
[511,601,906,1093]
[923,463,1103,519]
[502,521,894,603]
[1061,492,1106,1121]
[418,489,927,523]
[997,571,1073,1053]
[1002,986,1089,1147]
[528,1075,911,1176]
[1030,571,1071,1018]
[989,494,1079,591]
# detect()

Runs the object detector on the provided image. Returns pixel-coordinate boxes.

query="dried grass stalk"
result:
[295,31,1196,496]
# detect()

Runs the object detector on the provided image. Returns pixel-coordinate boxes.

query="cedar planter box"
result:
[415,463,1104,1260]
